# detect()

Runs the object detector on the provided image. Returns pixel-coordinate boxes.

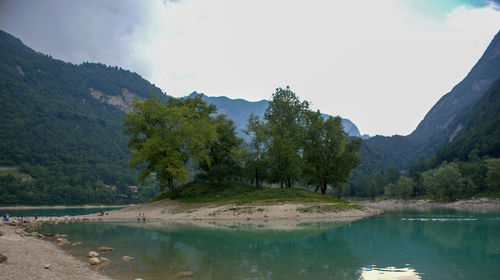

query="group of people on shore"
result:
[137,213,147,222]
[2,213,38,224]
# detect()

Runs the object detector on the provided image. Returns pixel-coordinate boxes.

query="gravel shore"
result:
[0,224,112,280]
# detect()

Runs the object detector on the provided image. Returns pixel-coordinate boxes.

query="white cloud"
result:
[133,0,500,136]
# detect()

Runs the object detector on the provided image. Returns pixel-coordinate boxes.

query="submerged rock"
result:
[121,256,135,261]
[56,238,69,245]
[99,257,110,263]
[31,232,45,239]
[87,251,99,258]
[71,242,82,246]
[174,271,194,277]
[98,246,113,252]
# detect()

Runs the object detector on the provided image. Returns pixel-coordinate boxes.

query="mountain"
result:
[0,29,362,204]
[360,30,500,172]
[190,92,362,138]
[410,31,500,145]
[434,77,500,162]
[0,29,167,204]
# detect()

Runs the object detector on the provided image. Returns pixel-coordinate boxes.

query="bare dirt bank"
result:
[357,198,500,212]
[73,200,382,222]
[0,224,111,280]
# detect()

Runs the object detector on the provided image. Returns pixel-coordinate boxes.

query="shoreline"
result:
[0,205,132,210]
[2,198,499,280]
[356,197,500,211]
[0,224,112,280]
[74,200,383,222]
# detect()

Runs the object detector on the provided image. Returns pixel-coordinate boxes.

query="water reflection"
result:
[360,266,421,280]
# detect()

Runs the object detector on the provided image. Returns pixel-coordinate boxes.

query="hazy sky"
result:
[1,0,499,136]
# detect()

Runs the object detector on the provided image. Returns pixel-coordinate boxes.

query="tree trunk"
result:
[255,168,260,188]
[168,177,179,196]
[321,184,327,194]
[314,185,321,193]
[286,177,291,188]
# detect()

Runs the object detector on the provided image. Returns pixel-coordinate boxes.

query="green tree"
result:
[485,158,500,191]
[385,166,401,184]
[423,162,464,200]
[197,114,243,184]
[123,95,217,195]
[244,113,269,187]
[302,110,361,194]
[264,86,309,188]
[395,176,415,199]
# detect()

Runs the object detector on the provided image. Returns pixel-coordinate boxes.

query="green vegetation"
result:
[0,29,164,205]
[151,181,348,205]
[124,95,217,195]
[129,86,361,203]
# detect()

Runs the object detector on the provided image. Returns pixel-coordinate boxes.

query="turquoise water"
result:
[39,209,500,280]
[1,207,123,218]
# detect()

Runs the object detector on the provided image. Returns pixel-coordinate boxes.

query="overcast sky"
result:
[1,0,499,136]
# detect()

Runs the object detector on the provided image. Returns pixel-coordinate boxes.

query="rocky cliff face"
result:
[409,30,500,145]
[89,87,139,113]
[360,30,500,171]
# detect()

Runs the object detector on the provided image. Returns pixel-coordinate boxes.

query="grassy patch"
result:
[149,181,347,205]
[474,192,500,199]
[297,203,363,213]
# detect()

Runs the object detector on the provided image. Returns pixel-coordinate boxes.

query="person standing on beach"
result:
[34,213,38,220]
[142,213,146,222]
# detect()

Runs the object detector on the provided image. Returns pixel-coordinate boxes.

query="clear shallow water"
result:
[1,207,123,218]
[39,209,500,280]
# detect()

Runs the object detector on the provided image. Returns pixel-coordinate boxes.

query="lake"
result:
[39,209,500,280]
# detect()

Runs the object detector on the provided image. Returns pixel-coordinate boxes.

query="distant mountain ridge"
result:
[359,30,500,172]
[189,92,362,138]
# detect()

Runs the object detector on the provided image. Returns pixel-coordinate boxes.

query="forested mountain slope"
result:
[434,77,500,163]
[0,29,166,203]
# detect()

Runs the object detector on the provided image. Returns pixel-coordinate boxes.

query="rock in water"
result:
[71,242,82,246]
[174,271,195,277]
[89,257,101,265]
[99,257,110,263]
[0,253,7,263]
[98,246,113,252]
[56,238,69,245]
[122,256,135,261]
[87,251,99,258]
